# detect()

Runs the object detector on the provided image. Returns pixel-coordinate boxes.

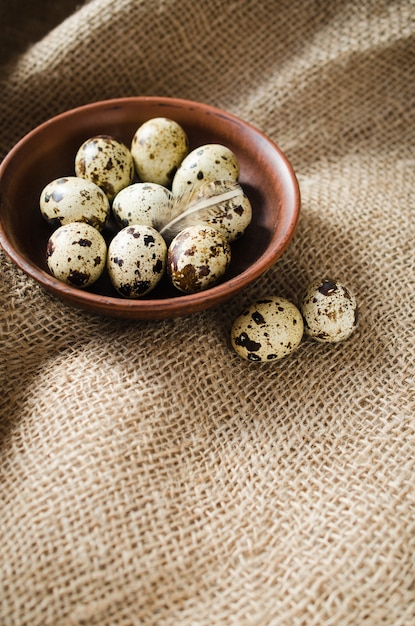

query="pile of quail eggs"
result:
[39,116,358,363]
[40,117,252,298]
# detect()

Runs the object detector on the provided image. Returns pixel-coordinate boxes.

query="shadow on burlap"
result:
[1,1,414,625]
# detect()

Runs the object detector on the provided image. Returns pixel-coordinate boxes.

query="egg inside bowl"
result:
[0,96,300,319]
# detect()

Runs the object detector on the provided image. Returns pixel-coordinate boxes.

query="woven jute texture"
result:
[1,1,414,624]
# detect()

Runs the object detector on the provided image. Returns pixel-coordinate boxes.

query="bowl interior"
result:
[0,97,300,318]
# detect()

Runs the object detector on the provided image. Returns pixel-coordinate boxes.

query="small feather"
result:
[159,180,244,242]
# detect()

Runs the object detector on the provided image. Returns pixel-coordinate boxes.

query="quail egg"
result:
[300,277,358,342]
[40,176,110,230]
[75,134,134,200]
[167,224,231,293]
[171,143,240,196]
[112,182,173,230]
[46,222,107,288]
[130,117,189,187]
[107,224,167,298]
[231,296,304,362]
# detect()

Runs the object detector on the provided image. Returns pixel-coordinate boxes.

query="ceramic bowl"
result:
[0,97,300,319]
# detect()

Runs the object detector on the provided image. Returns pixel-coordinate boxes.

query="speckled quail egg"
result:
[75,135,134,201]
[300,277,358,342]
[112,182,173,230]
[171,144,240,196]
[231,296,304,362]
[167,224,231,293]
[130,117,189,187]
[107,224,167,298]
[46,222,107,288]
[40,176,110,230]
[190,180,252,242]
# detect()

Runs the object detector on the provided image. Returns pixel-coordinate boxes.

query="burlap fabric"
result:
[1,1,414,624]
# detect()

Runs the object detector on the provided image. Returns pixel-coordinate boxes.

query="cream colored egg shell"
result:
[167,225,231,293]
[40,176,110,230]
[107,225,167,298]
[171,144,240,196]
[131,117,189,187]
[75,135,134,200]
[300,278,358,342]
[112,182,173,230]
[231,296,304,362]
[46,222,107,288]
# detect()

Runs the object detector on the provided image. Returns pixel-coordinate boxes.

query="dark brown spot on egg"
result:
[79,190,91,202]
[252,311,265,325]
[68,270,90,286]
[127,227,140,239]
[118,283,132,297]
[342,286,353,301]
[248,354,262,361]
[199,265,210,277]
[133,280,151,295]
[184,246,196,257]
[234,332,261,352]
[76,238,92,247]
[170,263,203,292]
[153,259,163,274]
[319,279,338,296]
[143,234,155,246]
[46,240,55,257]
[180,264,199,286]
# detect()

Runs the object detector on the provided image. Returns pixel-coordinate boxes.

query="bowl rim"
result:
[0,96,301,319]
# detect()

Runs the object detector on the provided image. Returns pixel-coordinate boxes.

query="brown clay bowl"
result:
[0,97,300,319]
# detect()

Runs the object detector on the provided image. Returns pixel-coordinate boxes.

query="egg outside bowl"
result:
[0,97,300,320]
